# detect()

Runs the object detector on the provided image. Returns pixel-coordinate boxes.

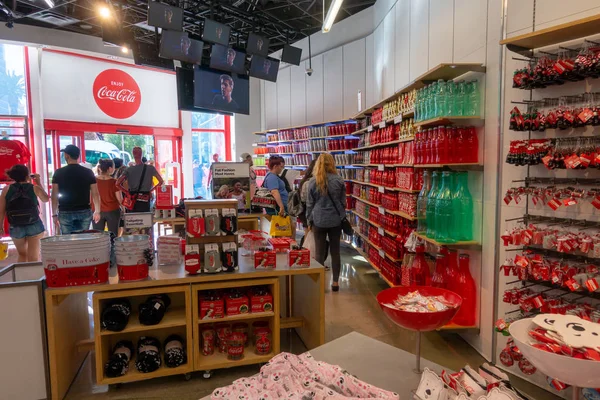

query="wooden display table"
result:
[45,256,325,400]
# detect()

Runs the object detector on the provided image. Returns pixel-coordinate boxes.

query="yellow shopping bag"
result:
[0,241,8,261]
[270,215,292,237]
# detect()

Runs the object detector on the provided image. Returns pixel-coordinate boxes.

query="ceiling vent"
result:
[29,10,79,26]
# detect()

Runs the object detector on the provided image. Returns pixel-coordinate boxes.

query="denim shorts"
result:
[9,219,45,240]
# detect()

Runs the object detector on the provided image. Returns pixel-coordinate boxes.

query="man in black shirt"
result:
[212,74,239,112]
[51,145,101,234]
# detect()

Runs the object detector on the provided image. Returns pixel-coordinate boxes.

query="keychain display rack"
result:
[499,12,600,398]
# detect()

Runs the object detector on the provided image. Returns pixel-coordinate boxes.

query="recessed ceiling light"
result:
[80,23,93,30]
[99,5,111,18]
[121,46,129,54]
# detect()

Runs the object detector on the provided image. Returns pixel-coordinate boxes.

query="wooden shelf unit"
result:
[353,245,398,288]
[413,232,481,249]
[252,118,355,135]
[191,278,280,372]
[352,196,417,221]
[93,285,194,385]
[184,199,238,259]
[414,116,483,128]
[414,163,483,171]
[350,179,419,193]
[499,13,600,50]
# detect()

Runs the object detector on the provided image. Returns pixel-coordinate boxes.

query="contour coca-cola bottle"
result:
[410,244,430,286]
[452,254,477,326]
[431,254,447,288]
[445,249,460,294]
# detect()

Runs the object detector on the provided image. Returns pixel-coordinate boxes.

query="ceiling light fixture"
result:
[44,0,55,8]
[322,0,344,33]
[99,5,111,18]
[120,46,129,54]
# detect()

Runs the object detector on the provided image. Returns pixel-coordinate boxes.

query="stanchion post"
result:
[414,331,422,374]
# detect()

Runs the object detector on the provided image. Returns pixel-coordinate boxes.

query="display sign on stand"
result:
[210,162,251,210]
[156,184,174,209]
[123,212,154,248]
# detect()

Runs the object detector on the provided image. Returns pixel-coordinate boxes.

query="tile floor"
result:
[58,246,558,400]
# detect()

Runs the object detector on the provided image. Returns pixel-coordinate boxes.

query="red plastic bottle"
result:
[410,244,431,286]
[437,126,448,164]
[455,127,465,164]
[446,126,456,163]
[431,254,447,288]
[415,132,423,164]
[466,127,479,163]
[453,254,477,326]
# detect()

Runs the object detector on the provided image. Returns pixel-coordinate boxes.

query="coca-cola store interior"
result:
[4,0,600,399]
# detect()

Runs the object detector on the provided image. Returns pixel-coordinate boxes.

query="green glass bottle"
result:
[416,171,431,233]
[446,81,456,117]
[452,171,474,241]
[425,171,439,238]
[434,171,454,242]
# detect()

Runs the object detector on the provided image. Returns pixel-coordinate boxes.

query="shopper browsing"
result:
[264,156,288,217]
[306,153,346,292]
[51,145,101,234]
[298,158,318,240]
[0,165,49,261]
[116,147,164,213]
[93,159,123,237]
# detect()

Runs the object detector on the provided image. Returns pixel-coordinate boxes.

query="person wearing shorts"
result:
[0,165,49,262]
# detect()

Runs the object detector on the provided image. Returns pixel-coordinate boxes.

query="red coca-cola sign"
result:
[93,69,141,119]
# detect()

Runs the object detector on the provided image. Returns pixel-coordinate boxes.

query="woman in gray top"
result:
[306,153,347,292]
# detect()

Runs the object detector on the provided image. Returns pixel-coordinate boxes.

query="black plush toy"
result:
[101,298,131,332]
[104,340,134,377]
[135,336,162,373]
[138,294,171,325]
[164,334,187,368]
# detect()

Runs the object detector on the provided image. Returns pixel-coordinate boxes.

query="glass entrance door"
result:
[154,136,181,203]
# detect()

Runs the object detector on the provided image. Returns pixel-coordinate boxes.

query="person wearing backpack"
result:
[0,165,49,262]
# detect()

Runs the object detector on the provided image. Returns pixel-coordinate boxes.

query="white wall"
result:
[263,0,491,125]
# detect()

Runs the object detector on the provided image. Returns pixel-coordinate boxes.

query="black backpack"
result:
[280,170,293,193]
[6,184,40,226]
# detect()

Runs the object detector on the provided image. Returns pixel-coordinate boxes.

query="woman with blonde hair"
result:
[305,153,346,292]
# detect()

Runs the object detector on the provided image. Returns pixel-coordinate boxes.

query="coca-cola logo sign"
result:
[92,69,141,119]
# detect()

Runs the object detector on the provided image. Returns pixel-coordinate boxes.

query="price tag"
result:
[378,206,385,214]
[378,186,385,193]
[394,115,403,124]
[378,122,386,129]
[378,227,384,236]
[367,126,373,132]
[379,249,385,258]
[377,165,384,171]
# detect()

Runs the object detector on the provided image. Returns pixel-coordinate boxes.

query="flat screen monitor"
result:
[282,44,302,66]
[148,2,183,31]
[249,55,279,82]
[246,32,269,57]
[203,19,230,46]
[209,44,246,74]
[175,67,231,114]
[133,41,175,71]
[159,30,203,64]
[193,66,249,115]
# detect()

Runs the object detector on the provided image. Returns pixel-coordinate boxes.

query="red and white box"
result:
[225,294,250,315]
[254,250,277,269]
[199,295,225,319]
[268,238,295,253]
[155,184,174,209]
[250,289,273,313]
[288,248,310,268]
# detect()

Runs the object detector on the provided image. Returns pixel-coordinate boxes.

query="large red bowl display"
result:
[377,286,463,332]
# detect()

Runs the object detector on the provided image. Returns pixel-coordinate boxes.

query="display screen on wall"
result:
[202,19,230,46]
[193,66,249,115]
[281,45,302,66]
[249,55,279,82]
[159,30,203,64]
[147,2,183,31]
[209,44,246,74]
[246,32,269,57]
[133,41,175,70]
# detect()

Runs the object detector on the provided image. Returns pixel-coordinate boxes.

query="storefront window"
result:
[191,112,231,198]
[0,44,27,116]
